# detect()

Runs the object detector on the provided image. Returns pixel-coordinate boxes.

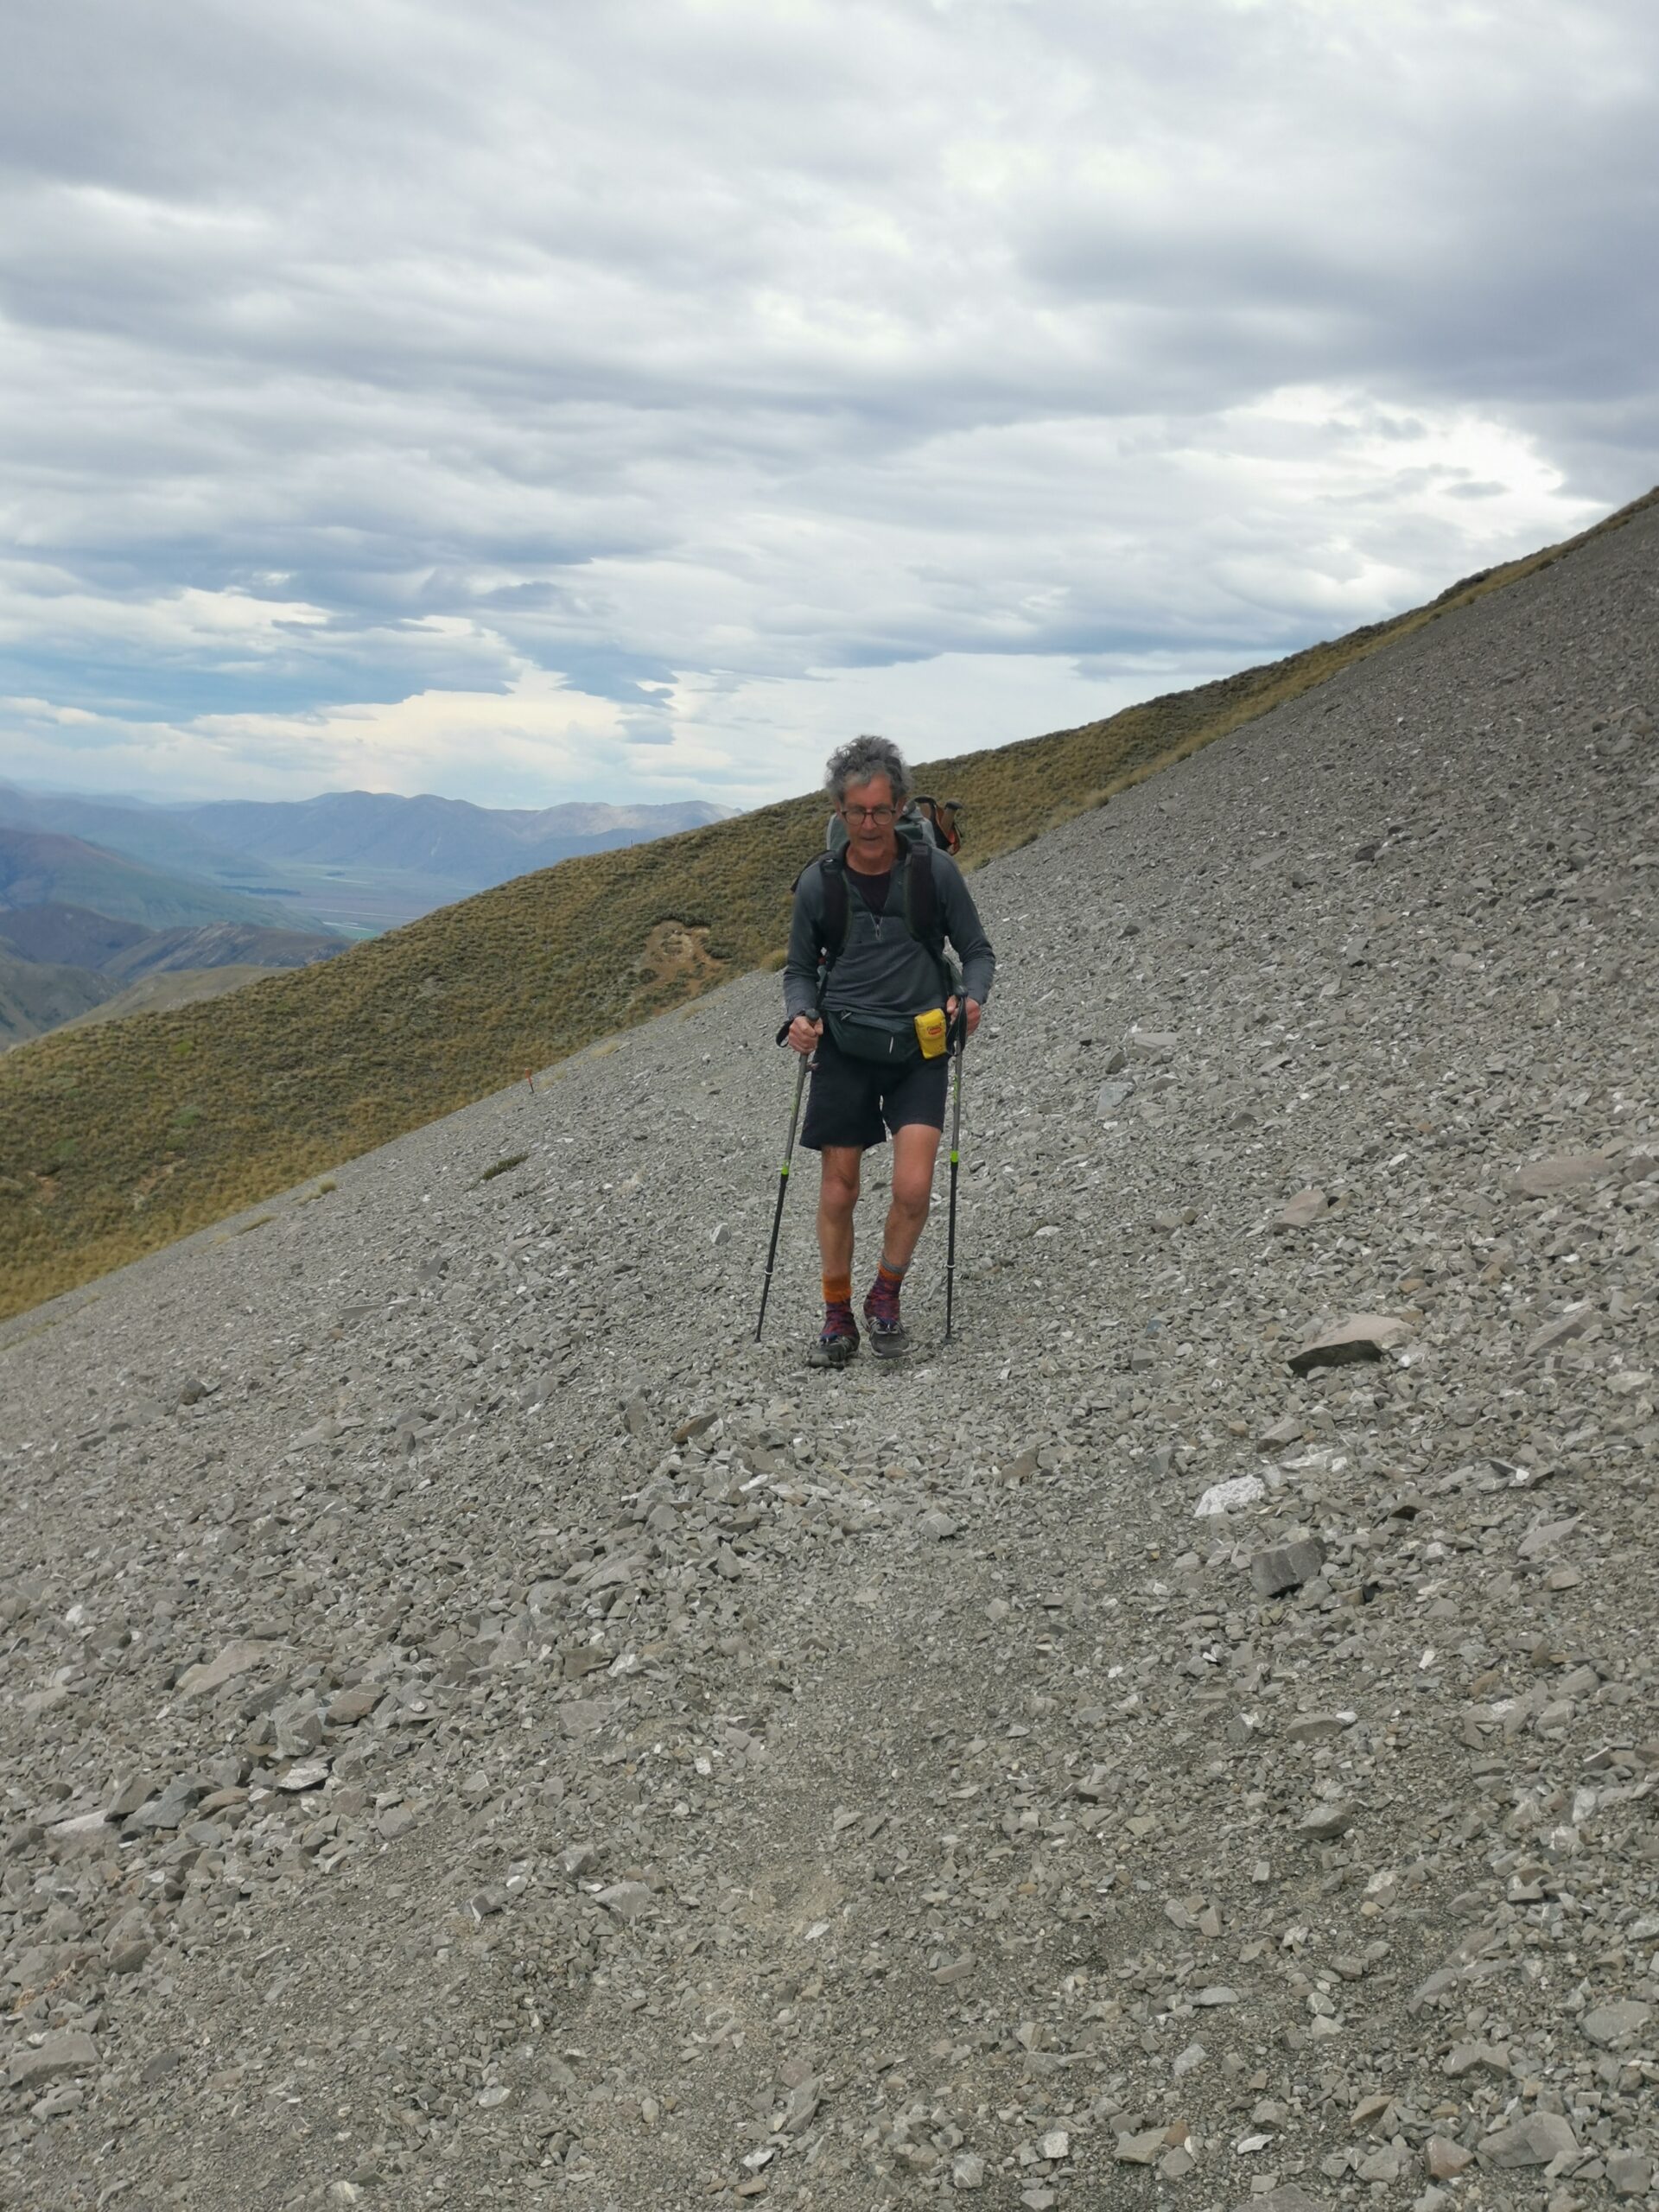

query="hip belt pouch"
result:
[914,1005,948,1059]
[827,1007,921,1066]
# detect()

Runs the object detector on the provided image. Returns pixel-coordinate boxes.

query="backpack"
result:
[913,794,963,855]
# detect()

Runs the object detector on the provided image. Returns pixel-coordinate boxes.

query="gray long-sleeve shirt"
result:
[783,848,996,1022]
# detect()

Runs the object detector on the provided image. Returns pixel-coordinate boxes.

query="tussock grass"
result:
[2,486,1653,1322]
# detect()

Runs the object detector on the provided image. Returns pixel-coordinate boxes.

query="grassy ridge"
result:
[3,486,1654,1322]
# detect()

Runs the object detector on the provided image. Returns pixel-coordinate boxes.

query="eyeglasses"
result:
[842,804,895,825]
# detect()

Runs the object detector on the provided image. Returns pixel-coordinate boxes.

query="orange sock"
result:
[822,1273,853,1307]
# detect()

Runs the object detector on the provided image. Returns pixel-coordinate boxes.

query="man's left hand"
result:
[945,995,982,1039]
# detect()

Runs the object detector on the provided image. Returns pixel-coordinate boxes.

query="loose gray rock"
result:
[1257,1414,1304,1451]
[124,1775,204,1833]
[1510,1154,1608,1196]
[1581,1999,1650,2049]
[1288,1313,1407,1373]
[596,1881,653,1922]
[1126,1028,1176,1061]
[1425,2137,1473,2179]
[1195,1474,1264,1517]
[1527,1300,1597,1356]
[1250,1538,1325,1598]
[8,2032,99,2090]
[1274,1186,1330,1230]
[1443,2041,1510,2077]
[1285,1712,1353,1744]
[46,1808,108,1846]
[1481,2110,1580,2168]
[1517,1515,1581,1561]
[175,1637,278,1698]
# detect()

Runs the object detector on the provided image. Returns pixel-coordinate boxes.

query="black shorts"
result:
[800,1031,949,1152]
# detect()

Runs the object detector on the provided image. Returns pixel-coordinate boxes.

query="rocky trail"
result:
[3,504,1657,2212]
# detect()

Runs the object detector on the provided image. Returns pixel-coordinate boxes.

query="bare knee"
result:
[890,1164,931,1222]
[820,1152,861,1214]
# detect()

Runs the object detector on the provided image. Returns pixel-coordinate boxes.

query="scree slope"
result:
[2,499,1656,2211]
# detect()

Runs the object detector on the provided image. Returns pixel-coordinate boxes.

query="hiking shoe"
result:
[863,1312,911,1360]
[862,1284,910,1361]
[806,1305,860,1369]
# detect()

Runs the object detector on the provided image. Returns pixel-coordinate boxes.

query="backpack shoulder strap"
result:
[901,841,941,951]
[816,851,849,976]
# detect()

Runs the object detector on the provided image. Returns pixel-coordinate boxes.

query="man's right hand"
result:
[787,1014,823,1057]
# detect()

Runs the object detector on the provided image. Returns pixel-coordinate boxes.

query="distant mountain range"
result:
[0,785,301,900]
[176,791,732,882]
[0,783,735,1046]
[0,783,734,934]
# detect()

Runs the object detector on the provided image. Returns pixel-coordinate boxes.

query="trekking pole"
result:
[944,1000,967,1342]
[754,1034,811,1344]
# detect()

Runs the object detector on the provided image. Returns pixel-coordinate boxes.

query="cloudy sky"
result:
[3,0,1655,811]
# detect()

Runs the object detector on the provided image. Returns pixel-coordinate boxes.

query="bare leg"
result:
[817,1147,861,1280]
[881,1123,942,1273]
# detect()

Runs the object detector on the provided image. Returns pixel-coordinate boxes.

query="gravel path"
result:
[3,504,1656,2212]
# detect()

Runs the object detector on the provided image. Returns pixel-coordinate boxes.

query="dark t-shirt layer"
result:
[782,847,997,1022]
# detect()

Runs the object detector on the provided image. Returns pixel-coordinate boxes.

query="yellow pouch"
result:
[914,1006,948,1059]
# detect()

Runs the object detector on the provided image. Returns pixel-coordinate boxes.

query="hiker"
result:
[783,735,995,1364]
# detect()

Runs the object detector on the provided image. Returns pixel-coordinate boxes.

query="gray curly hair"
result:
[824,734,912,808]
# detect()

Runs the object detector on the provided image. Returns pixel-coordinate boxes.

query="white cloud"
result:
[1,667,629,808]
[647,648,1242,810]
[0,645,1227,810]
[0,0,1653,804]
[0,575,330,657]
